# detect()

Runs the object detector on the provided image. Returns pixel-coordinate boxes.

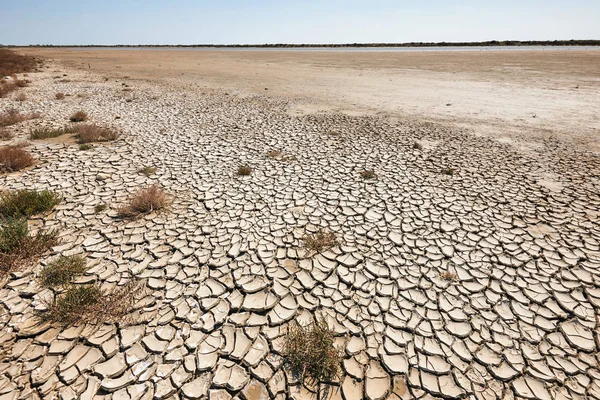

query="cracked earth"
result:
[0,61,599,400]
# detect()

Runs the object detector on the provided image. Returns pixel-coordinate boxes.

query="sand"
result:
[23,47,600,152]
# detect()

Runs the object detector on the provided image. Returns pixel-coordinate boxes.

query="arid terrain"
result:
[0,48,599,400]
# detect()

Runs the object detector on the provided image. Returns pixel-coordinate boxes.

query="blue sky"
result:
[1,0,598,45]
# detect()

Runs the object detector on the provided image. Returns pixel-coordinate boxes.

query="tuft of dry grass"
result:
[303,229,338,253]
[0,49,37,77]
[15,93,27,102]
[0,189,60,218]
[29,126,73,140]
[39,255,87,289]
[0,218,60,277]
[39,282,137,326]
[0,108,38,127]
[0,128,13,141]
[94,204,107,213]
[360,170,377,180]
[0,145,35,172]
[440,271,458,281]
[55,92,65,100]
[74,124,119,143]
[69,110,88,122]
[79,144,93,151]
[413,141,423,150]
[441,167,455,176]
[237,165,253,176]
[282,319,342,387]
[137,166,156,176]
[267,149,283,159]
[118,185,169,218]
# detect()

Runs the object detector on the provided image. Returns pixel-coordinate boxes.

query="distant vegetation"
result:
[3,40,599,48]
[0,48,37,77]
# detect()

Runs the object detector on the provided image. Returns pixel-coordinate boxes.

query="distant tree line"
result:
[2,40,599,48]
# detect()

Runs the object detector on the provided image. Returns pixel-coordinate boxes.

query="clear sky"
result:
[1,0,598,45]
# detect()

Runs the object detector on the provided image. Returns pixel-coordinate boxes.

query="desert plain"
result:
[0,47,599,400]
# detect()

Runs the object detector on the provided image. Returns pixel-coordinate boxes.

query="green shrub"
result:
[0,189,60,218]
[39,255,87,288]
[29,126,73,140]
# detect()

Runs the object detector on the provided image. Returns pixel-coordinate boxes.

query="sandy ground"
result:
[23,48,600,152]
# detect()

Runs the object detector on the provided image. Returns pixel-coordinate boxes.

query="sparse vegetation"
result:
[0,128,13,141]
[15,93,27,102]
[118,185,169,218]
[55,92,65,100]
[441,167,455,176]
[0,145,35,171]
[79,144,93,151]
[237,165,253,176]
[267,149,282,159]
[39,255,87,289]
[69,110,88,122]
[74,124,119,143]
[282,319,342,387]
[303,229,338,253]
[360,170,377,180]
[0,49,37,77]
[0,109,39,127]
[137,166,156,176]
[413,141,423,150]
[440,271,458,281]
[29,126,73,140]
[94,204,107,213]
[0,218,60,276]
[39,283,135,326]
[0,189,60,218]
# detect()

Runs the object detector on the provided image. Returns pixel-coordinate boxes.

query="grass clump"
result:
[0,108,38,127]
[29,126,73,140]
[137,166,156,176]
[55,92,65,100]
[359,170,377,180]
[0,128,13,141]
[69,110,88,122]
[282,319,342,387]
[118,185,168,218]
[0,145,35,172]
[440,271,458,281]
[0,218,60,277]
[79,144,93,151]
[94,204,107,213]
[237,165,253,176]
[40,283,135,326]
[39,255,87,289]
[303,229,338,253]
[74,124,119,143]
[15,93,27,102]
[441,167,455,176]
[413,141,423,150]
[0,189,60,218]
[267,149,282,159]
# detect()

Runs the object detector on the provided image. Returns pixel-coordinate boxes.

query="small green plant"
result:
[0,189,60,218]
[303,229,338,253]
[69,111,88,122]
[79,143,93,151]
[0,218,60,276]
[29,126,73,140]
[94,204,107,213]
[282,319,342,387]
[237,165,252,176]
[39,255,87,289]
[359,170,377,180]
[137,166,156,176]
[40,283,136,326]
[441,167,455,176]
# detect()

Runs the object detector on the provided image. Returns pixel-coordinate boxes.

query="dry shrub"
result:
[237,165,253,176]
[0,218,60,277]
[15,93,27,102]
[413,141,423,150]
[137,166,156,176]
[0,80,18,98]
[0,108,38,127]
[360,170,377,180]
[39,255,87,289]
[69,110,88,122]
[0,128,13,141]
[0,145,35,171]
[267,149,282,159]
[118,185,168,218]
[0,49,37,77]
[283,319,342,387]
[29,126,73,140]
[303,229,338,253]
[40,282,137,326]
[441,167,455,176]
[55,92,65,100]
[440,271,458,281]
[74,124,119,143]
